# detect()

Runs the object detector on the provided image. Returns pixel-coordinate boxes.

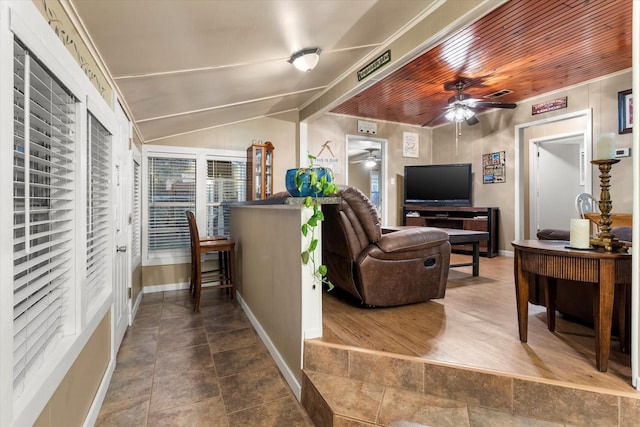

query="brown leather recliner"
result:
[321,186,451,307]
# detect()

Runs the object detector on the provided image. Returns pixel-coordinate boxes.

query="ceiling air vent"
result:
[484,89,513,99]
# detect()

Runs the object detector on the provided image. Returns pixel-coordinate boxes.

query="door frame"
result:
[528,131,591,237]
[345,134,388,225]
[514,108,593,241]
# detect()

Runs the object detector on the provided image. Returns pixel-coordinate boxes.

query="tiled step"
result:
[303,369,476,426]
[301,340,640,426]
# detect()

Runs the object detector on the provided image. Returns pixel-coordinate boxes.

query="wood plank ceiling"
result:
[331,0,633,127]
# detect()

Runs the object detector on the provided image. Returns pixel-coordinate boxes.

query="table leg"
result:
[544,277,557,332]
[594,258,615,372]
[514,249,529,342]
[472,242,480,276]
[617,282,630,353]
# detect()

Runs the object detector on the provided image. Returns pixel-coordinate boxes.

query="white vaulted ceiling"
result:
[69,0,438,143]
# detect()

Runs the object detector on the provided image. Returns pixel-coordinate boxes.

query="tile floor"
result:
[96,289,314,426]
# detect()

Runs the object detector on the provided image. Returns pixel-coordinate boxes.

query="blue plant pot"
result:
[286,167,332,197]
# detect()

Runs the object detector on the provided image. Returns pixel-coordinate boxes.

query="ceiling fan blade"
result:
[465,115,479,126]
[472,101,517,109]
[421,110,448,127]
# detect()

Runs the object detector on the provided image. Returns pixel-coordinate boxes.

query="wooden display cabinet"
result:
[246,141,274,200]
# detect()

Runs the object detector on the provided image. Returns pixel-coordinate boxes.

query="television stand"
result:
[403,205,499,257]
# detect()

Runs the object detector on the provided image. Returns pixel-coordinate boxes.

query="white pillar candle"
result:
[595,132,616,160]
[570,218,591,249]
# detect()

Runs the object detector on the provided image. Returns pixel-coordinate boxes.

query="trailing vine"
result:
[294,153,338,290]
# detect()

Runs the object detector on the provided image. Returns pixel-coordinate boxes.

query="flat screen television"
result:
[404,163,473,206]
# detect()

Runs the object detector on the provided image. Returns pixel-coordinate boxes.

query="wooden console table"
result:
[403,206,499,257]
[511,240,631,372]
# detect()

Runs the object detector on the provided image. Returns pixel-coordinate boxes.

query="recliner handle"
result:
[424,257,437,268]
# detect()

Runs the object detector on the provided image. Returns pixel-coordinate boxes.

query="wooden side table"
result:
[511,240,631,372]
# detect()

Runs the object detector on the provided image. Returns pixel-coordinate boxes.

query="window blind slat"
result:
[206,160,246,237]
[86,113,111,303]
[147,157,195,251]
[132,159,141,259]
[13,259,70,300]
[13,39,76,395]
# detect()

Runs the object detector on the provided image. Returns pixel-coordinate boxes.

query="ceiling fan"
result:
[423,79,517,127]
[350,148,381,168]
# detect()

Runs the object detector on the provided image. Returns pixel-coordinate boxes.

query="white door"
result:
[113,105,131,351]
[530,134,587,235]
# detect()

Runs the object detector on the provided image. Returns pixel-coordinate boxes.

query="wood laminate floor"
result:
[320,253,634,392]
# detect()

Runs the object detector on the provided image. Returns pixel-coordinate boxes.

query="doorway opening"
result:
[345,135,387,224]
[529,132,591,236]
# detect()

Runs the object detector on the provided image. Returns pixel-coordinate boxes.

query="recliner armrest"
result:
[377,228,449,253]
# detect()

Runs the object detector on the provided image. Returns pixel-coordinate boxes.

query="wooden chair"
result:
[185,210,227,295]
[185,211,235,311]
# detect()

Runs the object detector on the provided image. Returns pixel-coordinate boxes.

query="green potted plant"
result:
[286,153,338,290]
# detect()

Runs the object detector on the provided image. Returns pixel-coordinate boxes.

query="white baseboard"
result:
[82,358,116,427]
[143,281,190,294]
[499,249,514,257]
[237,293,302,401]
[130,289,144,325]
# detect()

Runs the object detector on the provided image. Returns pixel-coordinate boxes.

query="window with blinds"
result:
[13,40,77,395]
[131,158,141,262]
[206,160,246,237]
[86,114,111,304]
[147,157,195,251]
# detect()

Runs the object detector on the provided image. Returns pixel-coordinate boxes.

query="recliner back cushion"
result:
[322,186,382,262]
[339,186,381,243]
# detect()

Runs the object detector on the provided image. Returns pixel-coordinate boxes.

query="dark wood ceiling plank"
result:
[331,0,632,127]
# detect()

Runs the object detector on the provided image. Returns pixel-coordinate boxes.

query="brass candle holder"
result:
[589,159,628,252]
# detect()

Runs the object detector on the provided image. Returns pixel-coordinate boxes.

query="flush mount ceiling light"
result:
[288,48,321,72]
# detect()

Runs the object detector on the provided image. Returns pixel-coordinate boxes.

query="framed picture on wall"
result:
[618,89,632,134]
[402,132,419,158]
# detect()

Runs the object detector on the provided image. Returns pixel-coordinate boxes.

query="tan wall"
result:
[231,205,305,384]
[142,262,190,288]
[308,71,632,250]
[132,263,143,303]
[308,114,433,226]
[33,311,111,427]
[348,162,375,198]
[151,116,298,194]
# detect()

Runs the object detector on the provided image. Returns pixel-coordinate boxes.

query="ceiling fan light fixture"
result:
[463,107,475,120]
[365,158,377,168]
[446,104,476,123]
[444,109,455,122]
[288,48,321,72]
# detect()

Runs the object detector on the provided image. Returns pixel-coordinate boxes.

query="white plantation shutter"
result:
[86,114,111,303]
[147,157,196,251]
[206,160,246,237]
[12,40,77,394]
[131,158,141,261]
